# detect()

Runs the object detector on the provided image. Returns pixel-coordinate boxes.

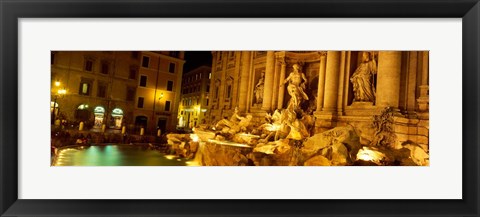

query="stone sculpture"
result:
[285,110,309,141]
[350,52,377,102]
[253,72,265,104]
[215,107,242,130]
[214,107,253,137]
[283,63,309,110]
[371,107,396,148]
[258,109,288,143]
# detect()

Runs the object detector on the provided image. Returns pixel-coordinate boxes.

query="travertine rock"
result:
[302,125,361,161]
[304,155,331,166]
[403,143,429,166]
[355,146,397,165]
[166,133,199,159]
[166,133,190,145]
[199,142,251,166]
[331,142,349,166]
[253,142,277,155]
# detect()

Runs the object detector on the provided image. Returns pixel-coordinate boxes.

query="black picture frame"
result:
[1,0,479,216]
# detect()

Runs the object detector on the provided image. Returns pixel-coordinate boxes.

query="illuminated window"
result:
[77,104,88,110]
[209,73,211,79]
[94,106,105,114]
[79,82,91,95]
[112,108,123,116]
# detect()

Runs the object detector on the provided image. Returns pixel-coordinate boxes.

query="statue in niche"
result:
[350,52,377,102]
[254,71,265,104]
[283,63,309,110]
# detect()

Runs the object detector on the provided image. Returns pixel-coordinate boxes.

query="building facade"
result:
[51,51,185,135]
[133,51,185,134]
[178,65,212,129]
[207,51,429,148]
[51,51,140,131]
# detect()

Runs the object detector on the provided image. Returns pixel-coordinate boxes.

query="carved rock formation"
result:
[302,125,361,165]
[166,133,200,159]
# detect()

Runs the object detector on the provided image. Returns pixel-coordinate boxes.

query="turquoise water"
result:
[54,145,187,166]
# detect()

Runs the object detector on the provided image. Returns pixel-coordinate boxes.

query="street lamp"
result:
[51,81,66,125]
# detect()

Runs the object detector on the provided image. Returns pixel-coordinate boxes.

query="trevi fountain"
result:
[168,51,429,166]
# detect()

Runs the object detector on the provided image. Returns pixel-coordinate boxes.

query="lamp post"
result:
[51,81,66,125]
[156,92,164,136]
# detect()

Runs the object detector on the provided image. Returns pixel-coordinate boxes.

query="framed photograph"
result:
[1,0,478,216]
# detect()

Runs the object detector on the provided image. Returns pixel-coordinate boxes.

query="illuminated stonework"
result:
[168,51,429,166]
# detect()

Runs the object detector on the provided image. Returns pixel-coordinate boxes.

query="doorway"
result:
[157,119,167,135]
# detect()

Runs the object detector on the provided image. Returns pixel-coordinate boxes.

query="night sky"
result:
[183,51,212,73]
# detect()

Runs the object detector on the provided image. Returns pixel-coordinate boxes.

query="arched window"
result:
[75,104,91,122]
[93,106,105,128]
[110,108,124,129]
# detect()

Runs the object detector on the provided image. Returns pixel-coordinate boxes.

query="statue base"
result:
[350,101,374,107]
[344,101,379,116]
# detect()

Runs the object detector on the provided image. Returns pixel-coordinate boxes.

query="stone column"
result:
[417,51,429,112]
[271,58,280,109]
[322,51,341,112]
[209,52,217,111]
[276,59,287,110]
[262,51,275,111]
[316,53,327,112]
[217,52,226,111]
[376,51,402,108]
[238,51,251,112]
[336,51,347,114]
[406,51,418,113]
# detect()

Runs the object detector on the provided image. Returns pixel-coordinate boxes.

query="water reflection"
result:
[54,145,187,166]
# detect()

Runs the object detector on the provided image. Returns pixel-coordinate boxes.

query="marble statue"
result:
[254,72,265,104]
[283,64,309,110]
[285,110,309,140]
[350,52,377,102]
[258,109,289,143]
[232,114,253,133]
[214,107,253,136]
[215,107,242,130]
